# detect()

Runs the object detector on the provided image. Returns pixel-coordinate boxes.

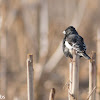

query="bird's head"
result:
[62,26,78,35]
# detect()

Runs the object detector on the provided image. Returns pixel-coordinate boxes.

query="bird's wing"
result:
[66,35,86,52]
[63,46,73,58]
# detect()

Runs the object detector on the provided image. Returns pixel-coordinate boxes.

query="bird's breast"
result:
[65,41,73,49]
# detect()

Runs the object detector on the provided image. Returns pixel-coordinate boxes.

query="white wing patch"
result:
[65,41,73,49]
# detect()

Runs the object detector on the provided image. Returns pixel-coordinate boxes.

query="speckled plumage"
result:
[62,26,90,59]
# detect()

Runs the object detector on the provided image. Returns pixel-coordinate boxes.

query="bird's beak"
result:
[62,31,66,34]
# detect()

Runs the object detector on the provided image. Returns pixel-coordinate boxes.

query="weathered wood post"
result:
[27,54,34,100]
[72,50,79,100]
[68,50,79,100]
[68,62,73,100]
[49,88,56,100]
[97,29,100,100]
[88,52,96,100]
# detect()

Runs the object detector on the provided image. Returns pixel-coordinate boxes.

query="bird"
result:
[62,26,91,60]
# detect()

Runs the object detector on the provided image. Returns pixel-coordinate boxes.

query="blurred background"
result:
[0,0,100,100]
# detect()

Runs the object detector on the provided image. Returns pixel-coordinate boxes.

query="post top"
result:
[27,54,33,63]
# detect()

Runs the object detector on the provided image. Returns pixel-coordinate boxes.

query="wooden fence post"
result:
[72,50,79,100]
[88,52,96,100]
[68,62,73,100]
[27,54,34,100]
[97,29,100,100]
[68,50,79,100]
[49,88,56,100]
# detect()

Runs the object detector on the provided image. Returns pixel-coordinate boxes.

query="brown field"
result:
[0,0,100,100]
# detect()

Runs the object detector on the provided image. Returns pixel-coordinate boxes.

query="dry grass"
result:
[0,0,100,100]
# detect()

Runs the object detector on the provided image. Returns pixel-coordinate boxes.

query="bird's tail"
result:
[81,52,91,60]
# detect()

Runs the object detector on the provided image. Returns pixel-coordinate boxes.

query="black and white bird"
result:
[62,26,91,59]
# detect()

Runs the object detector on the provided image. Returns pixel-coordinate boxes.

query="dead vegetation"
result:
[0,0,100,100]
